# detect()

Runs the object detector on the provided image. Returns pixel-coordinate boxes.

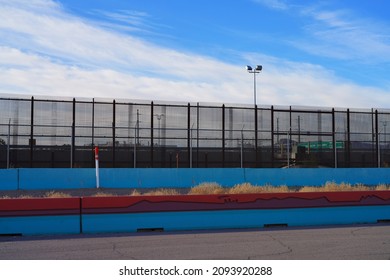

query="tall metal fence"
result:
[1,95,390,168]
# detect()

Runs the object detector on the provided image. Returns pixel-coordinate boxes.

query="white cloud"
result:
[296,7,390,62]
[0,0,389,110]
[0,46,247,104]
[252,0,289,10]
[0,0,242,82]
[2,46,389,110]
[252,1,390,63]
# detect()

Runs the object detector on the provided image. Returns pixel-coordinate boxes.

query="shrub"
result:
[228,183,261,194]
[261,184,290,193]
[44,191,72,198]
[299,182,370,192]
[375,184,390,191]
[228,183,291,194]
[188,182,225,195]
[92,191,115,197]
[130,189,142,196]
[143,189,180,196]
[298,186,320,192]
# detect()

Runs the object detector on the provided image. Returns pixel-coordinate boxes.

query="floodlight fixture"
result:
[246,64,263,106]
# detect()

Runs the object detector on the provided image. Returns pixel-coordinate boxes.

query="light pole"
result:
[190,123,194,168]
[240,125,245,168]
[246,65,262,106]
[154,114,164,146]
[380,121,387,143]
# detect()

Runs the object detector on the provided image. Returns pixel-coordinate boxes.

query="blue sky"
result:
[1,0,390,109]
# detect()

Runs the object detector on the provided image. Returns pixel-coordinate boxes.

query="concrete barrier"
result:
[82,206,390,234]
[81,191,390,234]
[1,192,389,235]
[0,197,81,235]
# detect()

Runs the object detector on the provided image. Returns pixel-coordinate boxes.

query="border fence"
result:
[1,95,390,168]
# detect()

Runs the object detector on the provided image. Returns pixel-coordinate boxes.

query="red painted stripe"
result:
[81,191,390,214]
[82,191,390,209]
[1,191,389,217]
[0,198,80,217]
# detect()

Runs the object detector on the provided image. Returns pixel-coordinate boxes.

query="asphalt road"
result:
[1,224,389,260]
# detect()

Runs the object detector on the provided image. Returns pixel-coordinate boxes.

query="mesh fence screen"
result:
[1,96,390,168]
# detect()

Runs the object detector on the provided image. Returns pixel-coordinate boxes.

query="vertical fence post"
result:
[271,106,274,167]
[112,99,116,168]
[371,108,375,167]
[92,98,95,167]
[346,109,351,167]
[222,104,225,167]
[71,98,76,168]
[150,101,154,167]
[332,108,337,168]
[288,106,292,168]
[7,118,10,169]
[197,103,200,167]
[375,110,379,167]
[187,103,191,168]
[29,96,34,168]
[133,109,139,168]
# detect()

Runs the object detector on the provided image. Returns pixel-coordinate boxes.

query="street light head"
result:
[246,65,253,71]
[255,65,262,71]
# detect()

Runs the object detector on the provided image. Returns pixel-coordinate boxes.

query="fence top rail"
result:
[2,93,390,114]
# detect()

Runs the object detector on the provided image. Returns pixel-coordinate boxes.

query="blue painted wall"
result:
[0,169,18,190]
[2,205,388,236]
[18,168,95,190]
[1,168,390,190]
[0,215,80,235]
[82,205,390,234]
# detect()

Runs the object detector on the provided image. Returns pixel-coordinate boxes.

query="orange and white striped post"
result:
[94,146,100,188]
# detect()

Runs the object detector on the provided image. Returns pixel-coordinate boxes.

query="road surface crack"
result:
[248,234,292,259]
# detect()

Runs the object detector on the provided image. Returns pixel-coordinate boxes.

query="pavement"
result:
[1,224,390,260]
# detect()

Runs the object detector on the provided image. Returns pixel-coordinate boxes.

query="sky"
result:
[1,0,390,109]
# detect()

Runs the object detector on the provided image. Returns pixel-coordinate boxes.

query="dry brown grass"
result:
[188,182,225,195]
[189,181,388,195]
[18,194,36,199]
[299,181,371,192]
[187,182,293,195]
[142,189,181,196]
[298,186,321,192]
[1,182,389,199]
[375,184,390,191]
[260,184,291,193]
[92,191,116,197]
[129,189,142,196]
[44,191,72,198]
[228,183,262,194]
[0,194,32,199]
[228,183,291,194]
